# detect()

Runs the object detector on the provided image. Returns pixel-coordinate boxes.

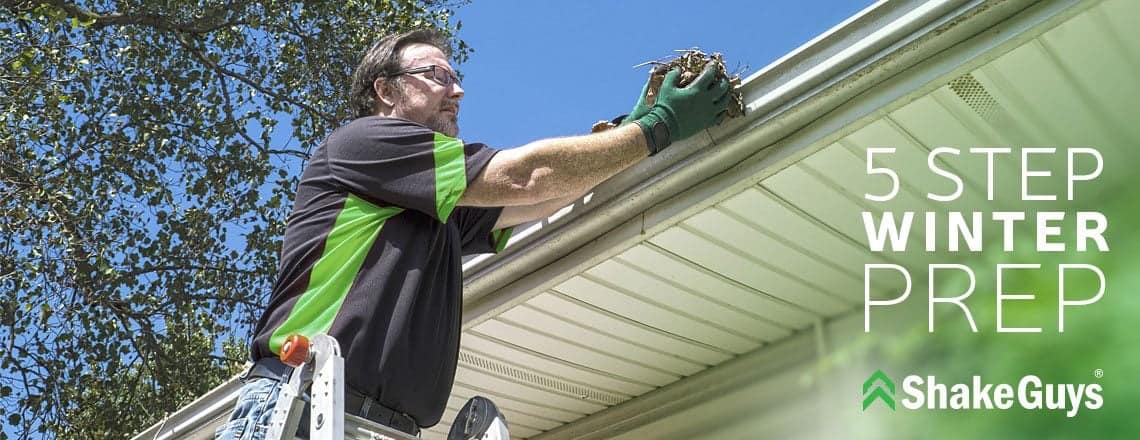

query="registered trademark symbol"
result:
[1094,368,1104,378]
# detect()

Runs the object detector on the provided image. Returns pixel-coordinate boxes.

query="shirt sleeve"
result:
[453,206,514,256]
[325,117,498,223]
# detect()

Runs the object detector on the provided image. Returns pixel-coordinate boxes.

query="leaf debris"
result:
[593,49,745,133]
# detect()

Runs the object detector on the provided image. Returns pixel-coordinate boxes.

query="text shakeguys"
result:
[861,147,1107,333]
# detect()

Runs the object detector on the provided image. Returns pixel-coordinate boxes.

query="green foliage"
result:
[51,314,248,438]
[0,0,469,437]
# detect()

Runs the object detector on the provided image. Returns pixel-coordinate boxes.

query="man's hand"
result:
[633,65,730,155]
[623,76,654,125]
[590,75,653,133]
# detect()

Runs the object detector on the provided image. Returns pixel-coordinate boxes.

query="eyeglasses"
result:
[386,65,462,87]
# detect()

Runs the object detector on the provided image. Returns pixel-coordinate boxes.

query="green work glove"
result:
[620,76,654,125]
[633,65,731,155]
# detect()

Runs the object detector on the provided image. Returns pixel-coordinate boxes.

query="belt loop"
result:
[403,411,420,436]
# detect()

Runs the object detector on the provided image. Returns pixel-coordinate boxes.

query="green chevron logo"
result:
[863,369,896,411]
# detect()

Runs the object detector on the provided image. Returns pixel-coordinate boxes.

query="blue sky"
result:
[451,0,875,149]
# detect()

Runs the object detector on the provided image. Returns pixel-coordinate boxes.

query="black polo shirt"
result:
[250,116,512,427]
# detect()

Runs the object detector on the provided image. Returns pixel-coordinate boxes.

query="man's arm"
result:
[493,187,592,229]
[459,123,648,207]
[459,65,730,210]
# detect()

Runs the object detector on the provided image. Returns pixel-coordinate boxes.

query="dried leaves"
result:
[593,49,745,133]
[640,49,745,118]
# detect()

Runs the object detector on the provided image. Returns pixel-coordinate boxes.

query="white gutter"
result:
[459,0,1091,331]
[132,377,243,440]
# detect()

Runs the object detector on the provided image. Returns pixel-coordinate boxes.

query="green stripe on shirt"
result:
[268,194,402,355]
[433,132,467,222]
[492,227,513,253]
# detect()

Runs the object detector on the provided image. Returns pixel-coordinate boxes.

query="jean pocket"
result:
[214,418,246,440]
[216,379,280,440]
[214,418,269,440]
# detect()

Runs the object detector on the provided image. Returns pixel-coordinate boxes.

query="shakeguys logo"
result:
[862,370,1103,417]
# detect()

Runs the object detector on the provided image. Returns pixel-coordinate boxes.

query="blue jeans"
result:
[214,377,310,440]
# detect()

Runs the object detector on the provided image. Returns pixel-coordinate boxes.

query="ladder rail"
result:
[266,334,424,440]
[309,337,345,438]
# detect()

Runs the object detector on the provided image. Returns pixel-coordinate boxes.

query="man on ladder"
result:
[214,27,731,440]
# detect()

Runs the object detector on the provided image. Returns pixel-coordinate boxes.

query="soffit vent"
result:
[458,350,627,406]
[948,73,1004,122]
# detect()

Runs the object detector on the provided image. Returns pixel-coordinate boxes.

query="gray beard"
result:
[425,113,459,137]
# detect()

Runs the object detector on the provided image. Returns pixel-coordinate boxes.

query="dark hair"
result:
[349,29,452,118]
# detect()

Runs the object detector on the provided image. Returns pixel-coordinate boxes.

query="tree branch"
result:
[117,264,258,279]
[33,2,338,127]
[173,32,337,126]
[40,0,241,34]
[267,148,310,160]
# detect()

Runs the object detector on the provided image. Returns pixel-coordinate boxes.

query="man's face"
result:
[388,43,464,137]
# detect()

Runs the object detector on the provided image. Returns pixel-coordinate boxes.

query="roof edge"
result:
[459,0,1058,329]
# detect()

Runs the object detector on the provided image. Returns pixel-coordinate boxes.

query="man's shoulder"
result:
[324,116,437,152]
[338,116,433,137]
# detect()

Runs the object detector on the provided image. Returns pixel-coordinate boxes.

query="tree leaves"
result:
[0,0,470,437]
